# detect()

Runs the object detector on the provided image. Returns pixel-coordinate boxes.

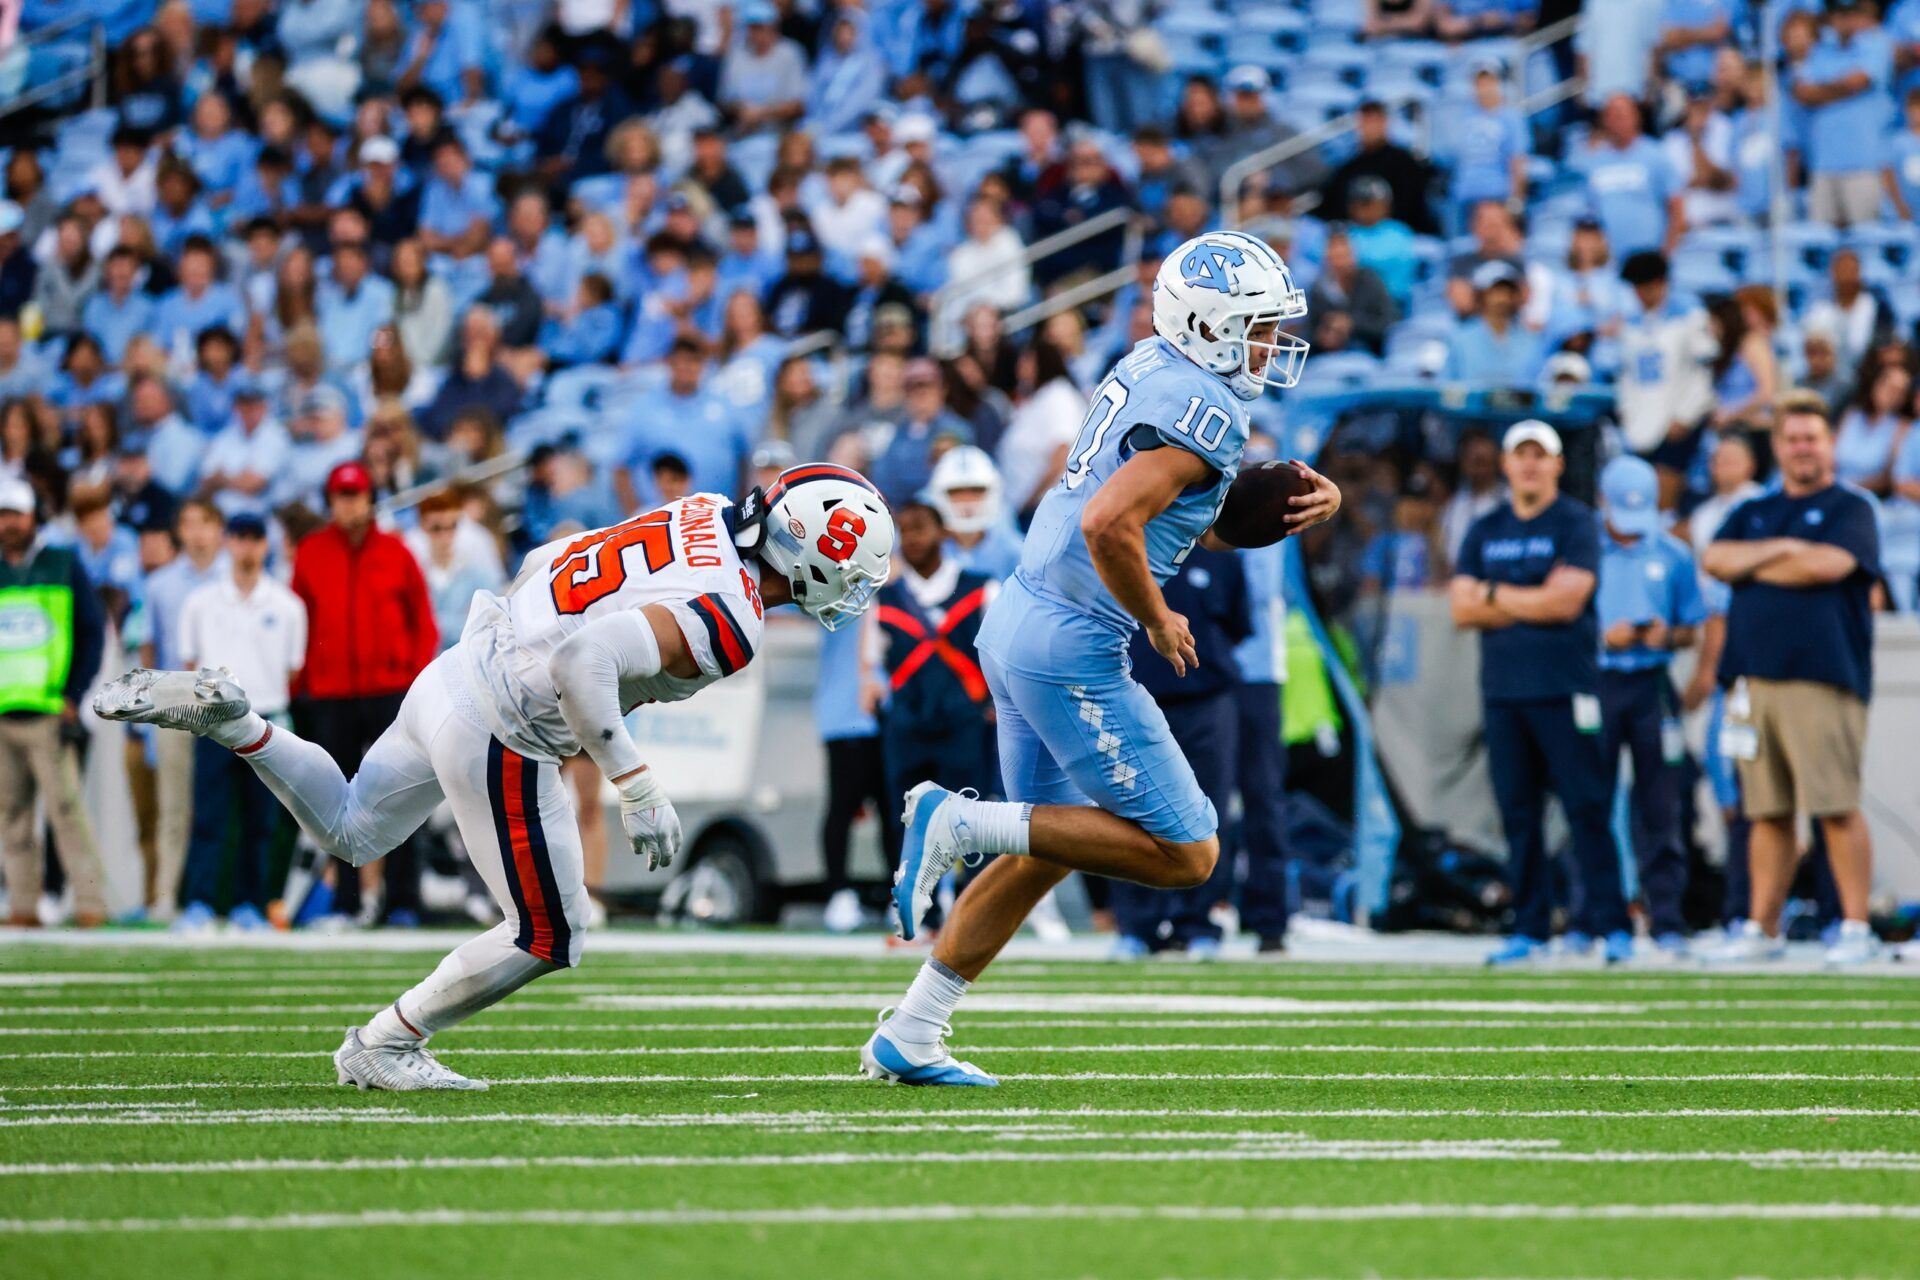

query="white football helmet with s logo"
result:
[740,463,894,631]
[1152,230,1310,400]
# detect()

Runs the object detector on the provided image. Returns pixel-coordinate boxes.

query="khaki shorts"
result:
[1736,678,1867,820]
[1809,172,1884,227]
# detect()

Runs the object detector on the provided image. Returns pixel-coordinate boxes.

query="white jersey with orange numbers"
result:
[459,493,767,763]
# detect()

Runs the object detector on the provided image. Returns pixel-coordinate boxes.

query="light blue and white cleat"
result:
[893,782,981,942]
[858,1010,998,1087]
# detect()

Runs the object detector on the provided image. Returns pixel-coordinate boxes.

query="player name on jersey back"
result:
[460,494,767,762]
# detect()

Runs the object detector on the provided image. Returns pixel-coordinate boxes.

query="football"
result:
[1212,460,1314,548]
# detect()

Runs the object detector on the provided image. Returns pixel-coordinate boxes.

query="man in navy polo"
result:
[1452,421,1630,966]
[1704,391,1883,965]
[1596,456,1706,957]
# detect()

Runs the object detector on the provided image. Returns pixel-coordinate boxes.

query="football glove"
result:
[617,768,682,872]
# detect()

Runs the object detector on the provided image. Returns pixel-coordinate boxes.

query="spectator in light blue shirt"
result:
[274,385,365,512]
[539,274,624,368]
[183,328,245,434]
[199,381,293,519]
[81,247,154,368]
[611,338,754,512]
[1890,0,1920,97]
[417,136,499,261]
[1794,1,1897,226]
[399,0,491,106]
[1449,66,1529,225]
[885,187,951,297]
[152,239,247,369]
[807,8,888,138]
[1887,86,1920,217]
[126,374,204,495]
[717,212,783,306]
[148,162,218,259]
[1346,177,1419,311]
[1447,262,1546,387]
[175,94,256,208]
[316,241,397,371]
[505,191,574,310]
[500,29,580,138]
[1655,0,1735,93]
[1579,95,1682,258]
[278,0,360,62]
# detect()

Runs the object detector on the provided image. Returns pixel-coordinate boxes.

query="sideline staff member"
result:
[1596,455,1704,955]
[1704,391,1881,966]
[1451,421,1630,966]
[0,475,108,927]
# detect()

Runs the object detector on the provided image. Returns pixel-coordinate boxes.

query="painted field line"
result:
[11,1041,1920,1062]
[10,1144,1920,1177]
[7,1203,1920,1234]
[4,1103,1918,1127]
[19,1017,1920,1037]
[2,1072,1917,1101]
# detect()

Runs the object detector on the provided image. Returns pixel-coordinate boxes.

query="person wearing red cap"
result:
[288,460,439,928]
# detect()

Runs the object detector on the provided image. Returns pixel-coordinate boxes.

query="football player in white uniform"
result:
[96,464,894,1091]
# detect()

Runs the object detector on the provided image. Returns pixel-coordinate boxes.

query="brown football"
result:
[1213,460,1313,548]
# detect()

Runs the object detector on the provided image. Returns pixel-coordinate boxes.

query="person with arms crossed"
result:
[860,231,1340,1086]
[1451,421,1631,967]
[1703,391,1883,966]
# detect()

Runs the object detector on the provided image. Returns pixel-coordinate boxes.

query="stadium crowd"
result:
[1,0,1917,948]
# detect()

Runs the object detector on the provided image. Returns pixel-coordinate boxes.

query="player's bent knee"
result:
[1156,835,1219,889]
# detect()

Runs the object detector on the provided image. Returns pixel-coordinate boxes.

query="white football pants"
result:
[238,648,588,1041]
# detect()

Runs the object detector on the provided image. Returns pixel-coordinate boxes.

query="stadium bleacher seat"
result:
[1778,220,1841,273]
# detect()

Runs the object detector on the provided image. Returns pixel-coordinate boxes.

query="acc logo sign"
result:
[0,605,53,651]
[1180,242,1246,295]
[787,516,807,540]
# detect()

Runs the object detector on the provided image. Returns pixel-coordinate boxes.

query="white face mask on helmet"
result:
[741,463,895,632]
[1152,230,1311,400]
[925,444,1003,535]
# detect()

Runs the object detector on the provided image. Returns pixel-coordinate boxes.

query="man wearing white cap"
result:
[0,476,108,926]
[1595,455,1706,956]
[1451,420,1629,966]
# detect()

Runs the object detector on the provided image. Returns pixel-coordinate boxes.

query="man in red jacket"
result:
[291,462,439,927]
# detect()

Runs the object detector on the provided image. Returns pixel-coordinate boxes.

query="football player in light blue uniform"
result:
[861,230,1341,1086]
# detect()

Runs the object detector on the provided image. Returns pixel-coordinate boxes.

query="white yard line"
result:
[2,1079,1916,1105]
[5,1203,1920,1234]
[6,1144,1920,1177]
[13,1017,1920,1036]
[8,1041,1920,1061]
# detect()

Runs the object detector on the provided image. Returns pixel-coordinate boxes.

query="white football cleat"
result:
[858,1011,998,1087]
[93,667,251,735]
[333,1027,489,1092]
[1825,921,1882,967]
[893,783,981,942]
[823,887,864,934]
[1700,919,1787,964]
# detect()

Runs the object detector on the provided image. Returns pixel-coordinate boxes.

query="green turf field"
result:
[2,938,1918,1280]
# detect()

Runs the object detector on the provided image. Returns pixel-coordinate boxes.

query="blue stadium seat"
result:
[1671,248,1738,298]
[1683,225,1764,276]
[1373,41,1451,89]
[1240,7,1310,49]
[1778,220,1841,273]
[1843,222,1920,274]
[1308,0,1365,39]
[1157,8,1233,40]
[1300,44,1371,90]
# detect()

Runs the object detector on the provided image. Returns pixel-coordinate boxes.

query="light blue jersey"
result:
[1013,336,1250,649]
[976,335,1251,845]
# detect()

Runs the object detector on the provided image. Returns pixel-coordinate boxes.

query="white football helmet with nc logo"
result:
[1152,230,1310,400]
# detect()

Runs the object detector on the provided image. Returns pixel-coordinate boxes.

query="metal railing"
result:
[0,15,107,120]
[1221,13,1585,226]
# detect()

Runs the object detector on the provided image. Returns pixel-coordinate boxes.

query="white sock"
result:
[1837,919,1872,940]
[361,922,558,1049]
[952,797,1032,856]
[888,958,968,1044]
[208,710,270,750]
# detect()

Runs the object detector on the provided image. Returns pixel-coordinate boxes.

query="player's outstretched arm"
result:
[1082,445,1216,676]
[548,606,699,870]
